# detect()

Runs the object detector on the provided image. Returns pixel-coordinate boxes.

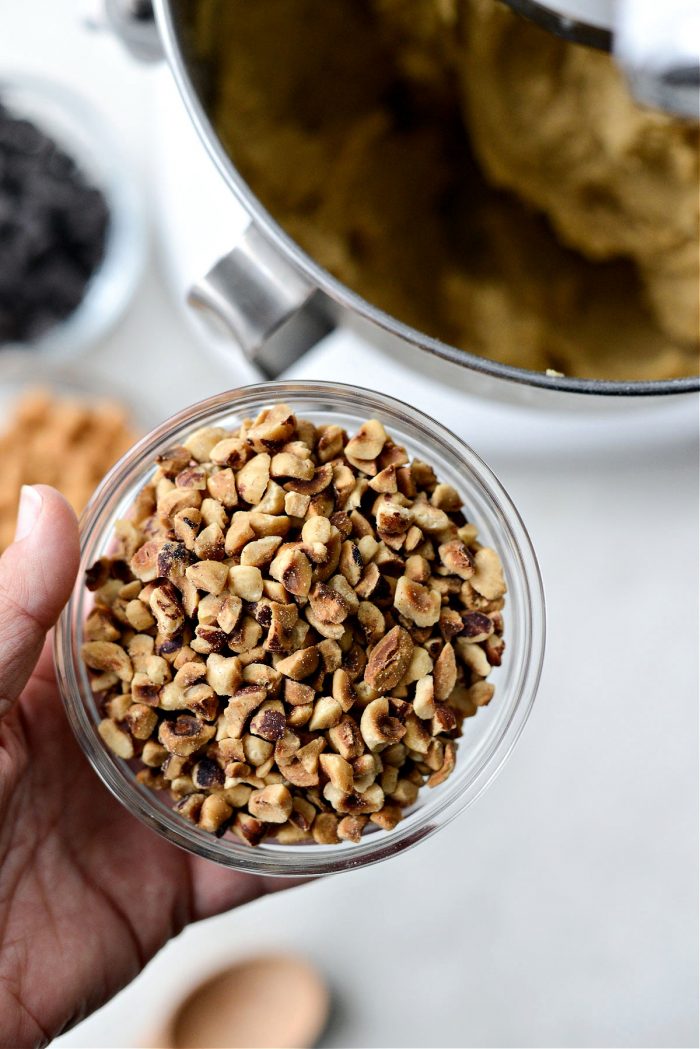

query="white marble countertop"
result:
[1,4,698,1047]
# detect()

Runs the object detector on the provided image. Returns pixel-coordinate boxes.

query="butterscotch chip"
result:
[80,401,507,848]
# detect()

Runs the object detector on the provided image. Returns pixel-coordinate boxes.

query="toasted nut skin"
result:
[433,642,457,702]
[364,626,414,693]
[158,715,215,757]
[248,784,293,823]
[233,811,266,845]
[250,703,287,742]
[360,698,407,752]
[174,792,206,823]
[269,547,312,599]
[376,498,412,536]
[124,703,158,740]
[461,612,494,642]
[149,583,184,637]
[428,740,457,786]
[284,462,333,495]
[192,757,226,789]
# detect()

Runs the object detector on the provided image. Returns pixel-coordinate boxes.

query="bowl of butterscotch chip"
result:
[0,370,140,551]
[55,381,545,875]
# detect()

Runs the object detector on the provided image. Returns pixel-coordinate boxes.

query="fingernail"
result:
[15,485,43,542]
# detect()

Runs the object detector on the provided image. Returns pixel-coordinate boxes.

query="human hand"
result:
[0,486,290,1047]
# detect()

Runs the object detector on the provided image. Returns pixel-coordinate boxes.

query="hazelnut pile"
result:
[82,403,506,847]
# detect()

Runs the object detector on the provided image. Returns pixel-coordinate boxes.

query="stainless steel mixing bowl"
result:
[109,0,700,404]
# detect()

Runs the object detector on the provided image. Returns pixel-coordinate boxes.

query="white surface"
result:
[0,4,698,1048]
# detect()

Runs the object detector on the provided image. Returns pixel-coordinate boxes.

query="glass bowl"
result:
[0,73,145,359]
[54,381,545,876]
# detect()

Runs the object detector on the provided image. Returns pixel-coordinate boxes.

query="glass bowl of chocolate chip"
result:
[0,74,144,358]
[55,381,545,875]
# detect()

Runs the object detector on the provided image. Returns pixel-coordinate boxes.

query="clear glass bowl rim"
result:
[54,380,546,876]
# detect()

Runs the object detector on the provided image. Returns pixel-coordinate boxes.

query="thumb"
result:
[0,485,80,718]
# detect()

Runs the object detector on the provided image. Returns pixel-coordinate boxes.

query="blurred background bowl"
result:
[0,73,145,360]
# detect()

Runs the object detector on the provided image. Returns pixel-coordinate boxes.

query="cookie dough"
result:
[459,0,700,346]
[201,0,698,380]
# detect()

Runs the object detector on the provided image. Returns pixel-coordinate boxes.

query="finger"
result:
[0,485,79,718]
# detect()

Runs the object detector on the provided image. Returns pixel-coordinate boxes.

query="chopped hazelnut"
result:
[223,686,267,737]
[337,815,367,842]
[364,626,414,693]
[433,642,457,701]
[284,490,311,518]
[185,560,229,596]
[237,453,271,505]
[271,451,314,480]
[309,696,343,730]
[275,646,319,681]
[470,547,507,600]
[394,576,442,628]
[199,793,232,832]
[98,718,134,759]
[269,547,312,598]
[428,740,456,787]
[82,641,133,683]
[439,540,475,580]
[312,812,340,844]
[158,715,215,757]
[414,676,436,720]
[360,698,406,752]
[82,403,508,847]
[240,535,283,568]
[246,404,296,452]
[124,703,158,740]
[248,784,293,823]
[250,701,287,742]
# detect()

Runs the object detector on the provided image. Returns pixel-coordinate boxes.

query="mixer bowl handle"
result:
[188,223,334,378]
